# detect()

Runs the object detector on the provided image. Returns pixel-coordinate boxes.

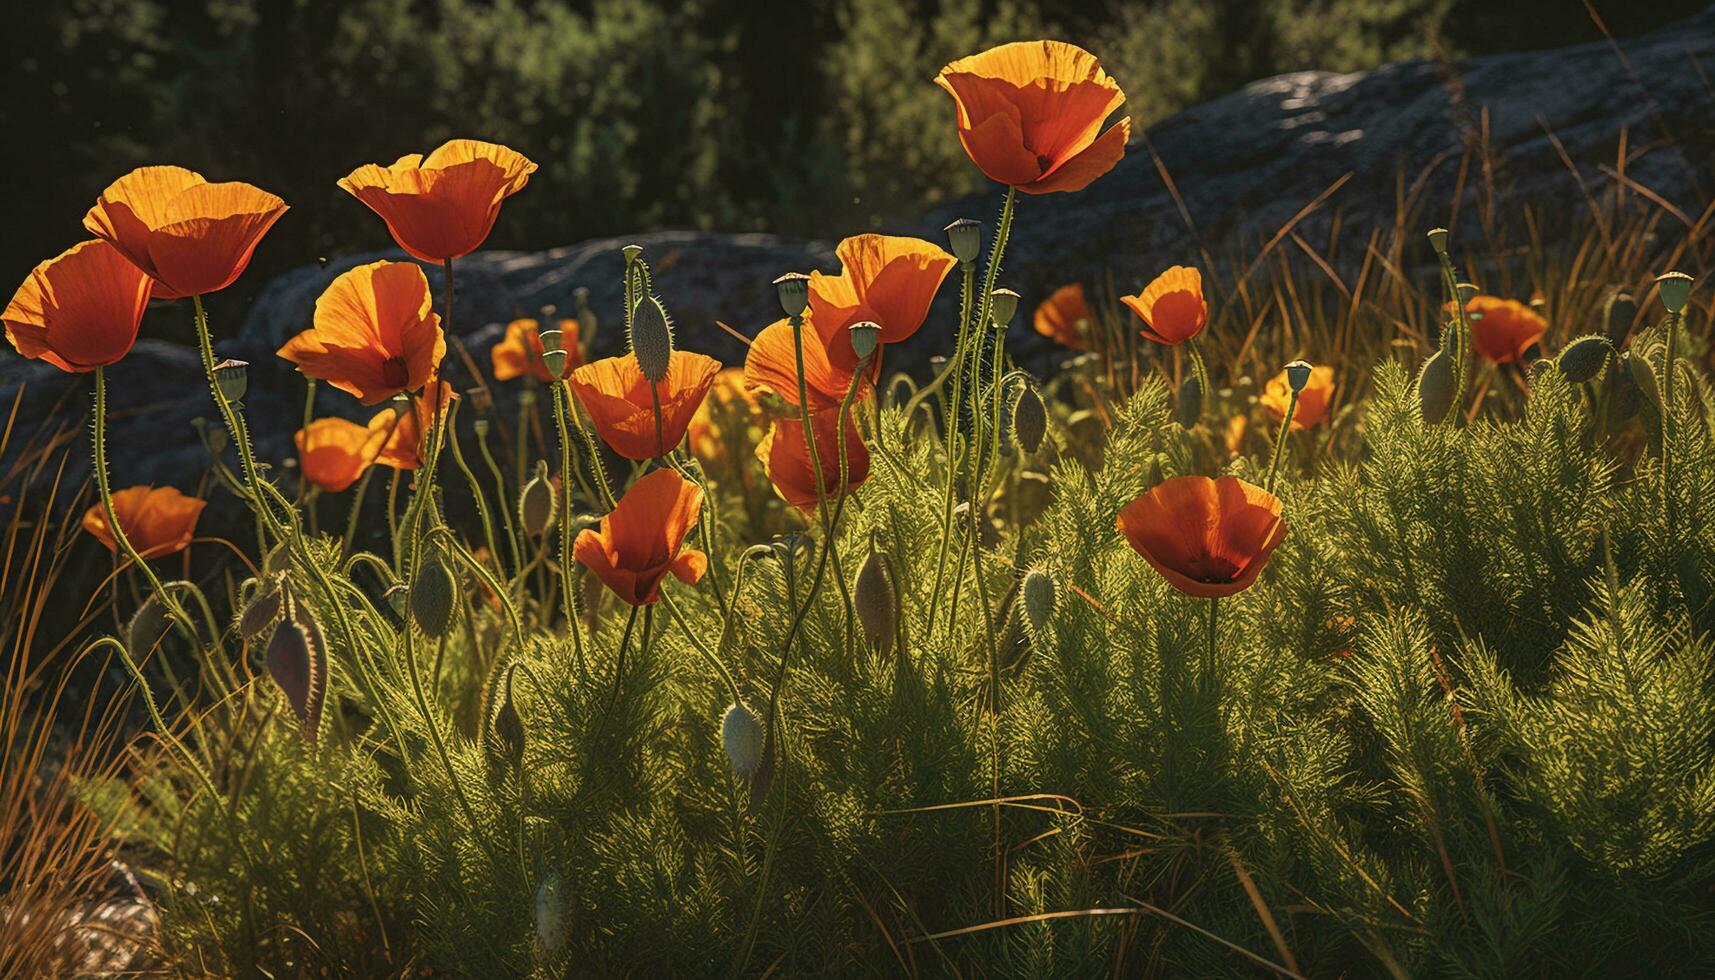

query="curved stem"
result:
[1265,390,1301,495]
[550,383,587,671]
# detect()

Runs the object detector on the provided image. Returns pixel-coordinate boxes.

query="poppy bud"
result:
[519,461,557,536]
[1427,227,1449,255]
[1285,360,1313,393]
[1556,335,1612,383]
[1603,291,1637,347]
[773,272,811,318]
[944,218,983,264]
[238,577,284,638]
[266,602,325,743]
[1602,355,1643,424]
[127,592,171,656]
[1175,374,1202,428]
[535,874,566,960]
[1530,358,1553,381]
[848,320,881,361]
[989,288,1020,327]
[1626,350,1663,416]
[539,328,568,378]
[1011,384,1047,453]
[411,553,457,638]
[1657,271,1694,313]
[721,701,764,780]
[622,243,644,266]
[213,358,249,404]
[628,295,675,384]
[1021,568,1055,635]
[192,417,228,457]
[1418,348,1455,424]
[853,539,895,649]
[486,661,525,770]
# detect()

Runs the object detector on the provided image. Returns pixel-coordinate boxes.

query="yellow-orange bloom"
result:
[934,41,1130,194]
[83,166,287,299]
[338,140,537,263]
[689,367,759,461]
[1116,475,1287,599]
[1465,296,1547,365]
[1260,364,1336,430]
[756,410,871,513]
[1034,283,1093,350]
[373,382,458,471]
[4,240,152,372]
[295,417,387,492]
[82,486,207,560]
[1121,266,1207,346]
[573,467,707,606]
[808,234,955,371]
[569,351,722,460]
[277,261,445,405]
[490,317,582,383]
[743,316,860,412]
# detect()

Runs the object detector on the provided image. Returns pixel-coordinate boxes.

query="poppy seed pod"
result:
[721,701,765,780]
[238,577,284,638]
[1427,227,1449,255]
[848,320,881,361]
[266,604,325,743]
[1012,384,1047,453]
[621,243,643,265]
[1657,271,1694,313]
[213,358,249,404]
[1418,348,1455,424]
[628,295,674,383]
[1285,359,1313,393]
[410,553,457,638]
[520,461,557,536]
[1175,374,1203,428]
[1021,568,1055,634]
[1557,335,1612,383]
[944,218,983,264]
[773,272,811,318]
[990,288,1021,327]
[854,541,896,649]
[538,328,568,379]
[1603,291,1637,347]
[487,662,525,770]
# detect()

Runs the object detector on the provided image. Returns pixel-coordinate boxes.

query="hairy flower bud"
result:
[519,460,557,537]
[1603,291,1637,348]
[411,553,457,639]
[1021,568,1055,635]
[487,661,525,770]
[1418,348,1455,424]
[1011,384,1047,453]
[127,592,171,657]
[773,272,811,318]
[238,577,284,639]
[944,218,982,264]
[1626,350,1663,416]
[721,701,764,781]
[853,539,895,650]
[1557,335,1612,384]
[629,294,674,383]
[848,320,880,361]
[267,600,325,743]
[1656,271,1694,313]
[1175,374,1203,429]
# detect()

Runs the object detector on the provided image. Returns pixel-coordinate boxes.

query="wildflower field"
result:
[7,31,1715,979]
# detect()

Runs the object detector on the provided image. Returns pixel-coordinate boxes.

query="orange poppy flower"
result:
[743,316,861,412]
[1260,364,1336,430]
[277,260,445,405]
[82,485,207,560]
[934,41,1131,195]
[295,416,388,492]
[338,139,537,263]
[1465,296,1547,364]
[373,382,458,471]
[689,367,759,461]
[1224,415,1248,456]
[490,317,582,383]
[569,351,722,460]
[1034,283,1093,350]
[808,234,956,370]
[573,467,707,606]
[82,166,287,299]
[1121,266,1207,346]
[1116,475,1287,599]
[4,240,152,372]
[756,409,871,513]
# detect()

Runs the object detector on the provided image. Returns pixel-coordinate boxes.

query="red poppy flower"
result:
[295,417,388,492]
[338,139,537,263]
[490,317,583,383]
[569,351,722,460]
[1465,296,1547,365]
[1260,365,1336,430]
[573,467,708,606]
[1121,266,1207,346]
[82,166,287,299]
[808,234,955,371]
[277,260,445,406]
[1116,475,1287,599]
[934,41,1131,194]
[4,240,152,372]
[756,409,870,513]
[1034,283,1093,350]
[82,485,207,559]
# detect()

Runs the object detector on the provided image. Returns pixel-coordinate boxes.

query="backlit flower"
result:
[569,351,722,460]
[573,467,707,606]
[338,139,537,263]
[374,382,458,471]
[689,367,759,461]
[1121,266,1207,346]
[1260,364,1335,430]
[743,317,859,412]
[4,240,152,372]
[1466,296,1547,365]
[808,234,955,371]
[277,260,445,405]
[935,41,1131,194]
[491,317,582,383]
[295,417,388,492]
[1116,475,1287,599]
[756,410,870,513]
[1034,283,1093,350]
[82,485,207,559]
[83,166,287,299]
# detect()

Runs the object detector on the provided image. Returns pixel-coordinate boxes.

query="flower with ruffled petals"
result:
[573,468,707,606]
[82,166,287,298]
[491,318,582,383]
[743,317,859,412]
[373,382,458,471]
[1465,296,1547,365]
[569,351,722,460]
[277,261,445,405]
[1034,283,1093,350]
[296,417,388,492]
[756,410,870,513]
[1122,266,1207,346]
[1260,364,1335,430]
[4,241,152,372]
[935,41,1131,194]
[82,486,207,559]
[808,234,955,370]
[338,139,537,263]
[1116,475,1287,599]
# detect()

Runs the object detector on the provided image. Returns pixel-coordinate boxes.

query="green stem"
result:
[551,383,587,672]
[1265,390,1301,495]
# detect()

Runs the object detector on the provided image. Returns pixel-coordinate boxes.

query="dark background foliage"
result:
[2,0,1701,313]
